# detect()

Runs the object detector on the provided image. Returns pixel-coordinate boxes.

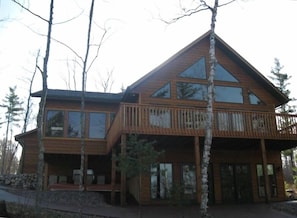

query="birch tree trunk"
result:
[200,0,218,217]
[79,0,95,215]
[35,0,54,215]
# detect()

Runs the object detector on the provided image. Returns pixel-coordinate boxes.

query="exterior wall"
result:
[42,99,119,155]
[130,37,277,112]
[211,148,285,204]
[21,136,38,174]
[136,138,286,205]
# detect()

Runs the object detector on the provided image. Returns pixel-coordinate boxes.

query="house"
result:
[15,31,297,205]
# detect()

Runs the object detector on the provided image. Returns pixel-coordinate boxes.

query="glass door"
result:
[220,164,252,203]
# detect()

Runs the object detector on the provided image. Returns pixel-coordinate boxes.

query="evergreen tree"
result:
[115,134,163,216]
[270,58,295,114]
[270,58,296,185]
[0,86,23,174]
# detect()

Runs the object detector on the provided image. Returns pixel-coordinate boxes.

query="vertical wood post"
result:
[120,134,127,206]
[43,162,48,190]
[194,136,201,204]
[111,148,116,205]
[260,138,271,203]
[84,155,88,190]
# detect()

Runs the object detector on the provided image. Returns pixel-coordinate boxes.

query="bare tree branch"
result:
[11,0,48,22]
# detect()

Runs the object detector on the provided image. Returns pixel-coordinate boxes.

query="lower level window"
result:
[182,164,196,195]
[256,164,277,197]
[151,163,172,199]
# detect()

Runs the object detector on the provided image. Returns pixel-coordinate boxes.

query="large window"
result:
[215,86,243,103]
[68,111,81,137]
[152,83,171,98]
[151,163,173,199]
[179,57,207,79]
[256,164,277,198]
[89,112,106,139]
[248,91,265,105]
[177,82,207,100]
[217,112,245,132]
[149,109,171,128]
[215,64,238,82]
[45,110,64,137]
[182,164,196,195]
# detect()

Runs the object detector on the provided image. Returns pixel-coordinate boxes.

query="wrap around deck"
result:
[107,103,297,150]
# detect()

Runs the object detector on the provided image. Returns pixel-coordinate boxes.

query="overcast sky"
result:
[0,0,297,136]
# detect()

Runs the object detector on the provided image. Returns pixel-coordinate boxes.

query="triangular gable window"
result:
[152,82,171,98]
[179,57,206,79]
[215,64,238,82]
[248,91,265,105]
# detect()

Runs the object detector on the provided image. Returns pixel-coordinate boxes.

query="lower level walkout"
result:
[120,136,287,205]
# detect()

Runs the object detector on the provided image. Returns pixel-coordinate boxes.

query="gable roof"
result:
[31,89,123,103]
[125,31,289,107]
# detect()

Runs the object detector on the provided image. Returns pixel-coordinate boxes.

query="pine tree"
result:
[0,86,23,174]
[270,58,296,185]
[270,58,295,114]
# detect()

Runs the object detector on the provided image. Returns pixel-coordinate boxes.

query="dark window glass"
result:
[256,164,277,198]
[177,82,207,100]
[182,164,196,195]
[179,57,206,79]
[151,163,172,199]
[152,83,170,98]
[215,64,238,82]
[45,110,64,137]
[68,111,81,138]
[215,86,243,103]
[89,112,106,139]
[249,91,265,105]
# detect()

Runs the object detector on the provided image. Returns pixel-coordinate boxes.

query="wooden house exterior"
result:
[16,31,297,205]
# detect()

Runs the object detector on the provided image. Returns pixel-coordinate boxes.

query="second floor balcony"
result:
[107,103,297,150]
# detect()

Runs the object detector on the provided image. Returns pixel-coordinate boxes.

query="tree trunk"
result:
[35,0,54,215]
[200,1,218,217]
[79,0,95,215]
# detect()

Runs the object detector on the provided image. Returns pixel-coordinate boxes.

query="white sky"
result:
[0,0,297,138]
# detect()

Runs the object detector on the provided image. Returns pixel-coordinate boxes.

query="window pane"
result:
[160,163,172,199]
[68,111,81,138]
[89,112,106,139]
[215,86,243,103]
[179,57,206,79]
[177,82,207,100]
[45,110,64,137]
[152,83,171,98]
[249,91,264,105]
[182,164,196,195]
[151,163,173,200]
[256,164,277,198]
[151,166,158,199]
[149,109,171,128]
[215,64,238,82]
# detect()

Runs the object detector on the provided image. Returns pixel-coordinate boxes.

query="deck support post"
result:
[194,136,201,204]
[84,154,88,190]
[43,162,48,190]
[260,138,271,203]
[111,148,116,205]
[120,134,127,206]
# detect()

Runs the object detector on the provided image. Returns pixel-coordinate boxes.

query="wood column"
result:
[194,136,201,204]
[120,134,127,206]
[84,155,88,190]
[111,148,116,205]
[43,163,48,190]
[260,138,271,203]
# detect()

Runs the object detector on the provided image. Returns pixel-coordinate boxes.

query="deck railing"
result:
[106,103,297,150]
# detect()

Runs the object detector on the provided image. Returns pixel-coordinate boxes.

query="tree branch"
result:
[11,0,48,23]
